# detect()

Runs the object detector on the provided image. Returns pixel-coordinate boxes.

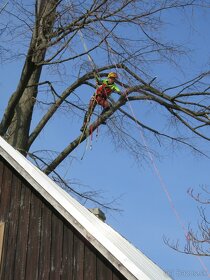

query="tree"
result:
[164,186,210,257]
[0,0,210,206]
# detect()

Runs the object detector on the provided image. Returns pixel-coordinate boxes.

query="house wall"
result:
[0,157,127,280]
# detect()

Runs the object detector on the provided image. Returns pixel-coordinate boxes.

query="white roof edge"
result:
[0,137,172,280]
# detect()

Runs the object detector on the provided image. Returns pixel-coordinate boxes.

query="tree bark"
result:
[4,0,59,154]
[6,67,42,154]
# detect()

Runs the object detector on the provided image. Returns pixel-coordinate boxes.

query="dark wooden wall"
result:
[0,157,127,280]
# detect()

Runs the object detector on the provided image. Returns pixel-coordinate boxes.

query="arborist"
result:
[80,72,122,132]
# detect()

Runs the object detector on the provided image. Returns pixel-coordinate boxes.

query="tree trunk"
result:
[5,0,59,154]
[6,67,42,154]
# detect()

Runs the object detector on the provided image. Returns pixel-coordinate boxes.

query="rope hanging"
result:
[78,30,101,157]
[103,35,209,275]
[77,9,209,274]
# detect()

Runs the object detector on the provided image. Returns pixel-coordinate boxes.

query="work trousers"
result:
[83,95,110,126]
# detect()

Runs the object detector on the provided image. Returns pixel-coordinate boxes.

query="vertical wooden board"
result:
[0,163,13,280]
[0,163,13,220]
[84,244,97,280]
[60,223,74,280]
[73,232,85,280]
[25,191,42,280]
[0,222,5,280]
[50,212,63,280]
[0,159,5,195]
[96,256,112,280]
[0,160,5,280]
[0,223,5,265]
[14,183,32,280]
[2,174,22,279]
[0,160,4,278]
[38,204,52,280]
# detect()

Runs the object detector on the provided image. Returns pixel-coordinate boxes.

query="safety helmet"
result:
[108,72,118,79]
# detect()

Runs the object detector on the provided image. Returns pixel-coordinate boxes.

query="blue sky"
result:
[0,2,210,279]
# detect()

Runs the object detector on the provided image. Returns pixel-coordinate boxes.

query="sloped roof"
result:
[0,137,171,280]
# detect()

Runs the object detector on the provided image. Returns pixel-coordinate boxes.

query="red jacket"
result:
[95,79,120,99]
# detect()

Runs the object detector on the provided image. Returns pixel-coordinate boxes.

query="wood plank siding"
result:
[0,222,5,266]
[0,157,127,280]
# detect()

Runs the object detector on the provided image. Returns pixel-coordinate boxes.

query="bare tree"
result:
[0,0,210,206]
[164,186,210,257]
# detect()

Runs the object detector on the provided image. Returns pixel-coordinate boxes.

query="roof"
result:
[0,137,172,280]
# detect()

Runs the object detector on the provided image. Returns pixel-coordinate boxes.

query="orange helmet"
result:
[108,72,118,79]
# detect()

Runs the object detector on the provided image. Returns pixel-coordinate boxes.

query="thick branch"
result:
[0,52,36,135]
[43,95,127,175]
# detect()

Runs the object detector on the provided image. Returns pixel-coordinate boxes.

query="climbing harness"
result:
[78,32,120,154]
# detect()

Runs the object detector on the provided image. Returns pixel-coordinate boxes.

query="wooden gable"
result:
[0,157,127,280]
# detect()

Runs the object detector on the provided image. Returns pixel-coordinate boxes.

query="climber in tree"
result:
[80,72,121,132]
